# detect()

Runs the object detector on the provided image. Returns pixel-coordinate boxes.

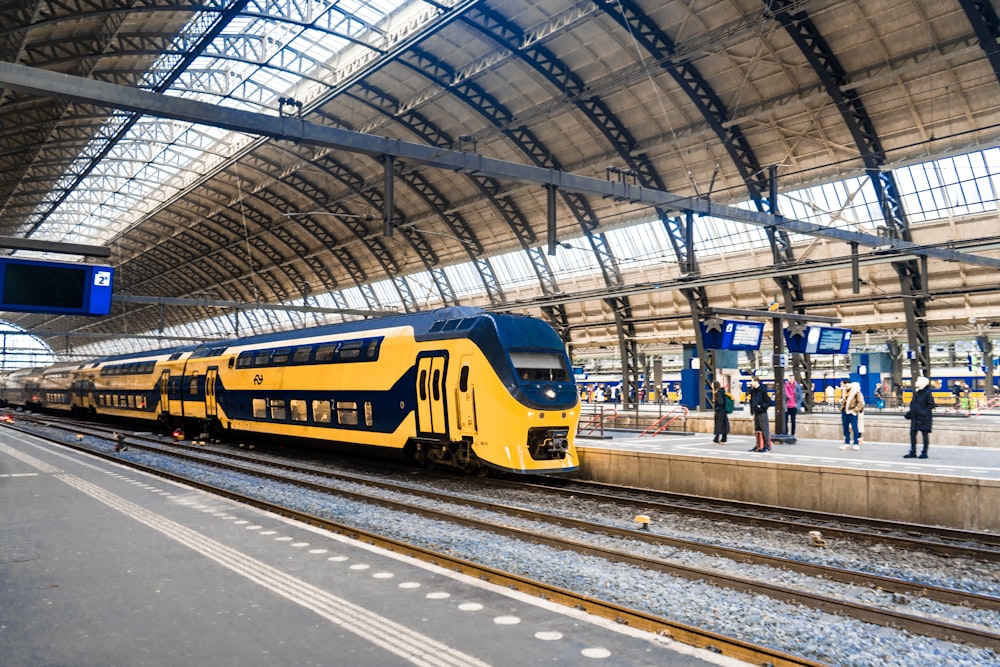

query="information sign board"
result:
[0,258,113,315]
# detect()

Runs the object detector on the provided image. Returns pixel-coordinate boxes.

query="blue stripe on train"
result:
[211,365,418,433]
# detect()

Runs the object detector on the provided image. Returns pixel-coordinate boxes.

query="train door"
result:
[205,367,218,418]
[415,352,447,437]
[455,355,477,436]
[158,370,170,415]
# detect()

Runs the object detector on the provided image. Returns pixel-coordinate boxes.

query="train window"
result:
[312,400,331,423]
[364,401,373,427]
[128,395,135,408]
[459,366,470,392]
[366,340,379,359]
[293,346,312,363]
[315,345,337,362]
[336,401,358,425]
[137,396,146,409]
[189,377,199,396]
[509,351,570,382]
[270,399,287,420]
[419,370,428,400]
[272,348,291,364]
[432,369,441,401]
[237,354,253,369]
[289,399,307,422]
[228,356,235,369]
[340,342,362,359]
[254,351,270,366]
[252,398,267,419]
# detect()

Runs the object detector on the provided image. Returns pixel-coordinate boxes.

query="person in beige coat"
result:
[839,381,864,451]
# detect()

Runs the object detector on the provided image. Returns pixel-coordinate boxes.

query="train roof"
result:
[79,307,490,365]
[74,307,561,368]
[214,306,488,350]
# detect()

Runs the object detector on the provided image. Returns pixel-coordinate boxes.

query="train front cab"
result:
[418,313,579,475]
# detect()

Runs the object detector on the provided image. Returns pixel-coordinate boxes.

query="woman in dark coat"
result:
[747,376,773,452]
[906,376,936,459]
[712,380,729,443]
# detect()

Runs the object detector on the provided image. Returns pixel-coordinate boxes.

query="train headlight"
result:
[544,388,556,399]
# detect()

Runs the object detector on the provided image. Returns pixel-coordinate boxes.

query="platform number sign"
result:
[0,258,114,316]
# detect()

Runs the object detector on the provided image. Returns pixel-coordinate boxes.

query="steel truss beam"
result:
[4,62,998,269]
[770,0,931,378]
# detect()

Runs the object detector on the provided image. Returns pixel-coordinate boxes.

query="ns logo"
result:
[253,374,264,385]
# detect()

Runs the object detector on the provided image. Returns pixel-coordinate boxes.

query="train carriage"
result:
[35,361,85,413]
[85,348,198,422]
[0,367,41,407]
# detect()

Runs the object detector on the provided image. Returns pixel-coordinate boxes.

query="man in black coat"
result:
[712,380,729,443]
[905,376,936,459]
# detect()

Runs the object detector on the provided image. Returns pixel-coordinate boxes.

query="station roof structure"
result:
[1,0,1000,366]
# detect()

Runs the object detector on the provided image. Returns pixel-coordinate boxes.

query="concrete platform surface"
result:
[0,429,744,667]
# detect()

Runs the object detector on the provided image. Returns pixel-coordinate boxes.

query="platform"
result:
[576,412,1000,533]
[0,429,741,667]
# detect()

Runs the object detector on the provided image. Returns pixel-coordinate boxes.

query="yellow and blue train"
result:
[1,307,580,475]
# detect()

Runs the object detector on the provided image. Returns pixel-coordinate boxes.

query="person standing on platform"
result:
[905,376,936,459]
[784,378,802,437]
[712,380,729,444]
[838,379,851,444]
[839,381,864,450]
[747,376,773,452]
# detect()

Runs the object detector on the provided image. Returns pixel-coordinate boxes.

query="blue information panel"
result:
[786,326,852,354]
[0,258,113,315]
[701,319,764,351]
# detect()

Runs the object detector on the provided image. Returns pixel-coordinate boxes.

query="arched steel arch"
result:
[11,0,254,239]
[599,0,813,388]
[429,14,645,399]
[345,83,506,306]
[592,0,809,405]
[959,0,1000,86]
[770,0,930,378]
[188,154,375,313]
[277,161,422,312]
[382,51,575,334]
[463,4,795,407]
[120,150,390,317]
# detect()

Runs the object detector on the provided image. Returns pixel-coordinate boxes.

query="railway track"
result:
[8,414,1000,665]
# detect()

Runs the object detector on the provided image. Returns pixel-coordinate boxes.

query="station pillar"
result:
[851,352,892,405]
[681,346,739,410]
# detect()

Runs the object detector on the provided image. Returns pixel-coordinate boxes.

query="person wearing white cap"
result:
[904,376,936,459]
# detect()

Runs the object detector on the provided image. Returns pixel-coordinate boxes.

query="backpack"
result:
[724,393,734,414]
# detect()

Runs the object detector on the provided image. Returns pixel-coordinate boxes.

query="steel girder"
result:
[771,0,930,378]
[14,0,254,240]
[459,7,648,399]
[595,0,804,407]
[959,0,1000,87]
[397,47,570,335]
[347,83,503,306]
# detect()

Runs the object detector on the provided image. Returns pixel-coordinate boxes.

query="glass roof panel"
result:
[39,0,416,248]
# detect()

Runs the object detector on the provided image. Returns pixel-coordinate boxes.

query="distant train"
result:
[0,306,580,475]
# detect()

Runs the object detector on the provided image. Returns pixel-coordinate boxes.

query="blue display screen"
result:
[722,321,764,350]
[804,327,852,354]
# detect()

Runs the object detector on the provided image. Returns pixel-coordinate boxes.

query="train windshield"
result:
[509,351,570,382]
